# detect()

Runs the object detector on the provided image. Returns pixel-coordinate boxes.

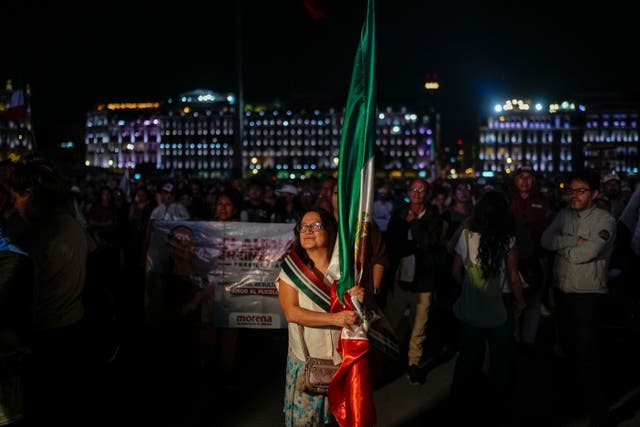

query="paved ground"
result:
[111,309,640,427]
[24,300,640,427]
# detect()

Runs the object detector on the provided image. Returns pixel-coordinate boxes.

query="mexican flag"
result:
[328,0,377,425]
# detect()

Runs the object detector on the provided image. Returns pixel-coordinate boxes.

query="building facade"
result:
[0,79,35,162]
[477,98,640,177]
[582,109,639,173]
[84,89,438,179]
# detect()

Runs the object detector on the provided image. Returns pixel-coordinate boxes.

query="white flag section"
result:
[145,221,295,329]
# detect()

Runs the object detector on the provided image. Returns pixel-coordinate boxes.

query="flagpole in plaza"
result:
[233,0,246,179]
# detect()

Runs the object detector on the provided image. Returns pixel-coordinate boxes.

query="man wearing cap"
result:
[541,168,616,426]
[601,173,625,220]
[273,183,302,223]
[150,182,175,220]
[508,164,550,350]
[240,181,274,223]
[373,182,394,233]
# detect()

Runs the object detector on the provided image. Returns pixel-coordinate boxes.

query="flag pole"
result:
[335,0,376,305]
[328,1,377,425]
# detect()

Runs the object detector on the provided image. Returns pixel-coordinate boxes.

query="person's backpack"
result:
[462,229,489,290]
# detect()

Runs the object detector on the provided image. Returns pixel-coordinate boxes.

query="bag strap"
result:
[297,324,311,359]
[464,229,471,264]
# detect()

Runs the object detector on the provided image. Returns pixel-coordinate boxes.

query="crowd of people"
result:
[2,153,640,426]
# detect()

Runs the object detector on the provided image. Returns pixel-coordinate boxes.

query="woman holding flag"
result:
[276,208,365,427]
[279,0,380,424]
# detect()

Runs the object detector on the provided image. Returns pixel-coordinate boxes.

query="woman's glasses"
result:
[297,222,324,233]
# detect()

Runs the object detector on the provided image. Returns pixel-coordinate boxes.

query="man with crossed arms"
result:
[541,168,616,427]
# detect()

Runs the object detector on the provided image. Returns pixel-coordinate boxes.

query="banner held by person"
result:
[145,220,295,329]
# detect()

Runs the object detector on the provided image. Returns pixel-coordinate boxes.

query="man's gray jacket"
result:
[541,206,616,294]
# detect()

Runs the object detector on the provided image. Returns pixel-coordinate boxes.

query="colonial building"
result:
[84,89,438,179]
[0,79,35,162]
[477,97,640,177]
[582,109,639,174]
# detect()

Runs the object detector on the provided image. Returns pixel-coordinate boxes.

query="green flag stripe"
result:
[336,0,376,304]
[281,256,331,311]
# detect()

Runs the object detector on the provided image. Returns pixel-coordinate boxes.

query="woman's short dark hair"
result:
[292,208,337,268]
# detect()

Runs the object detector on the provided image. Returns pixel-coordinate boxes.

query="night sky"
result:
[4,1,639,152]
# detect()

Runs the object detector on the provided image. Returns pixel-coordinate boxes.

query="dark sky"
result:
[4,1,639,151]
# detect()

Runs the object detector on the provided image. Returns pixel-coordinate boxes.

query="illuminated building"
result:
[84,89,438,179]
[0,79,35,162]
[582,110,639,174]
[85,101,163,169]
[159,91,236,173]
[477,98,640,176]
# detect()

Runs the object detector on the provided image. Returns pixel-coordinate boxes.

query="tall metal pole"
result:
[233,0,245,179]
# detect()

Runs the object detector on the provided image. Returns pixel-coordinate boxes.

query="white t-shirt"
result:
[453,229,516,327]
[276,268,340,364]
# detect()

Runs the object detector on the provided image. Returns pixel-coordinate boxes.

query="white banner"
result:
[145,220,294,328]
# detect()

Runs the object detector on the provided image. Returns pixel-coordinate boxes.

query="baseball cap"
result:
[602,173,620,183]
[276,184,298,196]
[515,164,534,175]
[162,183,174,193]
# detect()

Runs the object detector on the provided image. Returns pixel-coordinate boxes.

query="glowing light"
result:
[107,102,160,110]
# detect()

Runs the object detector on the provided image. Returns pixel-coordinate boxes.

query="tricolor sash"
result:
[281,250,332,312]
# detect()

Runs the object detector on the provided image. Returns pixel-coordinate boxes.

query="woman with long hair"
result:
[449,190,526,424]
